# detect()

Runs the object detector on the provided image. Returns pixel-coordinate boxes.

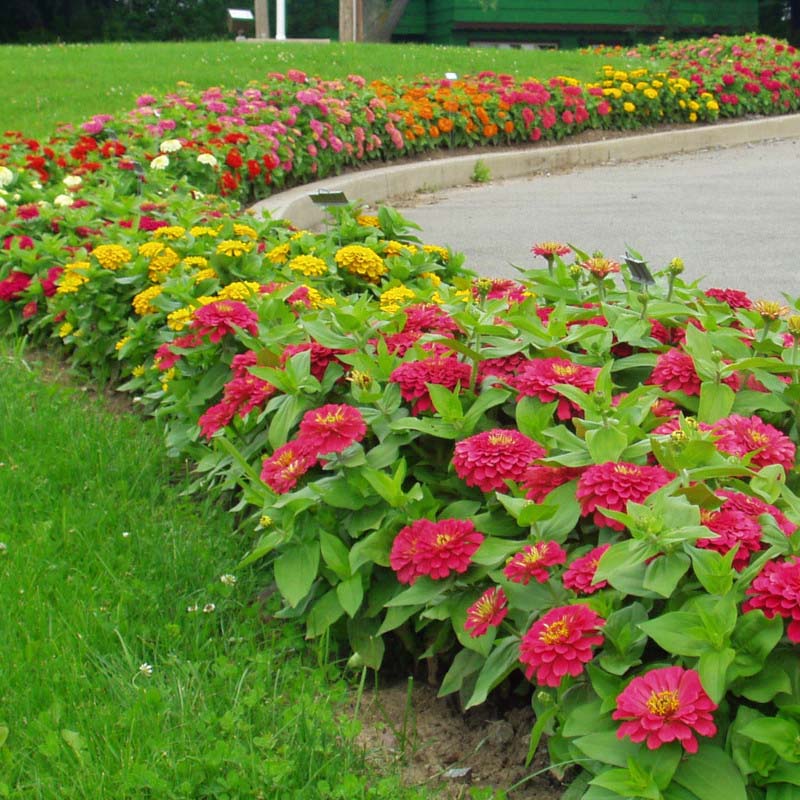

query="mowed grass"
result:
[0,346,428,800]
[0,40,628,138]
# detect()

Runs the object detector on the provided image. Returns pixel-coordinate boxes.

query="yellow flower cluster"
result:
[334,245,387,283]
[56,261,90,294]
[217,281,261,301]
[422,244,450,262]
[189,225,220,238]
[216,240,254,257]
[232,223,258,239]
[182,256,209,270]
[299,285,336,309]
[266,243,290,264]
[288,254,328,277]
[420,271,442,286]
[380,285,416,314]
[194,268,218,283]
[93,244,132,270]
[58,322,74,337]
[115,336,131,351]
[132,285,163,315]
[356,214,380,228]
[383,240,418,258]
[167,307,194,331]
[149,247,180,282]
[153,225,186,240]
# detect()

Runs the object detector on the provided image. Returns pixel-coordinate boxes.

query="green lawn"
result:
[0,345,429,800]
[0,40,628,137]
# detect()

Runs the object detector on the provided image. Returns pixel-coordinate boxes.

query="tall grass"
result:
[0,40,623,137]
[0,345,429,800]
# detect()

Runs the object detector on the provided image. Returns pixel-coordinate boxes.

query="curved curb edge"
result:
[251,113,800,229]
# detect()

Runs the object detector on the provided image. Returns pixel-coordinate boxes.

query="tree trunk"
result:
[339,0,355,41]
[371,0,411,41]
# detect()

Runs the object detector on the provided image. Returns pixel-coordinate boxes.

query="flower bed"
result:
[2,32,800,800]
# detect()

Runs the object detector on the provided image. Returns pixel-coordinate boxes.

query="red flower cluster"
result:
[192,299,259,343]
[504,541,566,584]
[562,544,611,594]
[390,355,471,414]
[464,586,508,637]
[576,462,673,530]
[512,357,600,420]
[712,413,796,470]
[697,507,763,570]
[613,666,717,753]
[521,464,583,502]
[452,428,546,493]
[648,348,740,397]
[717,489,796,536]
[519,604,605,687]
[298,403,367,456]
[0,270,31,301]
[743,556,800,642]
[260,441,318,494]
[389,518,484,584]
[705,287,754,309]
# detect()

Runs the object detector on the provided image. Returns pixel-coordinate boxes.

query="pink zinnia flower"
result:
[563,544,611,594]
[521,464,583,503]
[613,666,717,754]
[464,587,508,637]
[504,541,567,584]
[298,403,367,456]
[282,342,353,382]
[198,400,236,439]
[402,303,460,335]
[260,441,317,495]
[519,605,605,687]
[513,358,600,420]
[390,519,433,585]
[413,518,484,580]
[712,414,796,471]
[744,556,800,641]
[192,300,259,343]
[716,489,796,536]
[0,270,32,301]
[576,462,673,530]
[697,507,763,570]
[647,349,702,396]
[476,353,528,387]
[452,429,546,493]
[390,356,472,414]
[531,241,570,259]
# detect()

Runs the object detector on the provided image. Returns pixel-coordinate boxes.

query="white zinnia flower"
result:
[53,194,74,207]
[0,166,13,187]
[63,175,82,189]
[160,139,182,154]
[150,155,170,170]
[197,153,218,167]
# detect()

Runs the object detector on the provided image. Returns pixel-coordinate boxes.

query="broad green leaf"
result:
[697,647,736,704]
[561,698,606,737]
[336,575,364,618]
[438,649,485,697]
[305,590,345,638]
[739,717,800,763]
[267,394,307,450]
[302,319,358,350]
[347,617,385,670]
[673,743,747,800]
[590,767,661,800]
[638,612,710,657]
[377,604,418,635]
[736,663,791,704]
[572,730,641,768]
[471,537,522,567]
[586,425,629,463]
[320,531,351,579]
[349,526,395,571]
[687,545,735,596]
[361,467,403,507]
[643,552,690,598]
[515,395,559,438]
[61,729,85,764]
[536,481,582,540]
[698,381,735,424]
[765,762,800,788]
[525,705,559,767]
[766,783,800,799]
[684,323,717,382]
[427,382,464,420]
[274,540,320,607]
[386,577,448,607]
[463,387,511,431]
[237,528,287,569]
[595,539,652,583]
[465,637,520,709]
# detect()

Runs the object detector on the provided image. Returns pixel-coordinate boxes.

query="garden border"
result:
[252,113,800,228]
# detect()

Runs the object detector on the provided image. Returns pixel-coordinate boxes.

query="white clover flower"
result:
[150,155,170,170]
[63,175,82,189]
[53,194,74,207]
[0,166,13,187]
[0,542,7,553]
[197,153,218,168]
[187,603,199,613]
[30,181,43,190]
[138,662,153,677]
[121,530,131,538]
[159,139,182,154]
[203,603,216,614]
[220,574,237,587]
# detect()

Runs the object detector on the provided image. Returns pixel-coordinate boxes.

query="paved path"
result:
[394,138,800,300]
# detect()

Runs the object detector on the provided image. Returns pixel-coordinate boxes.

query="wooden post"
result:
[254,0,270,39]
[339,0,354,41]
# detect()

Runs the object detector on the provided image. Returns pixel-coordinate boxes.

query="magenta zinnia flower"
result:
[576,462,673,530]
[298,403,367,456]
[260,441,317,495]
[513,358,600,421]
[413,518,484,580]
[712,414,796,471]
[521,464,583,503]
[705,287,754,310]
[519,605,605,687]
[390,519,433,585]
[192,300,259,343]
[743,557,800,641]
[562,544,611,594]
[647,349,702,396]
[697,508,763,571]
[452,429,546,493]
[504,541,567,584]
[531,241,571,259]
[716,489,796,536]
[464,587,508,637]
[0,270,32,302]
[613,666,717,754]
[390,356,472,414]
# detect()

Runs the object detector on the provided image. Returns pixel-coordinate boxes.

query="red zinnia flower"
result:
[282,342,353,382]
[531,241,571,260]
[743,556,800,641]
[389,356,472,414]
[413,518,484,580]
[697,507,763,570]
[198,400,237,439]
[260,441,317,495]
[298,403,367,456]
[613,666,717,754]
[563,544,611,594]
[521,464,583,502]
[504,541,567,584]
[576,462,673,531]
[192,300,259,343]
[476,353,528,387]
[705,287,754,310]
[464,587,508,637]
[390,519,433,585]
[717,489,796,536]
[647,349,702,396]
[0,270,32,301]
[513,358,600,421]
[519,605,605,687]
[401,303,459,335]
[452,428,546,493]
[712,414,796,471]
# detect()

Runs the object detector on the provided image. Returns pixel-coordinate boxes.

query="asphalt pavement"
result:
[394,137,800,300]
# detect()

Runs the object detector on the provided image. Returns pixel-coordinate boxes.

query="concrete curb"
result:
[251,113,800,228]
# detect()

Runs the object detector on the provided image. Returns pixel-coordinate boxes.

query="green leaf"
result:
[595,539,652,583]
[274,540,320,607]
[698,381,735,424]
[302,319,358,350]
[427,382,464,420]
[0,725,7,749]
[267,394,306,450]
[643,553,690,598]
[464,637,520,709]
[697,647,736,704]
[377,604,418,635]
[361,466,403,507]
[320,531,351,580]
[525,705,559,767]
[739,717,800,762]
[336,575,364,618]
[463,388,511,431]
[688,545,735,596]
[305,590,345,638]
[61,729,85,764]
[349,526,395,571]
[470,536,522,567]
[638,612,710,657]
[673,743,747,800]
[386,576,448,607]
[536,481,582,540]
[515,395,559,438]
[590,767,661,800]
[495,493,555,525]
[736,663,791,703]
[572,730,641,768]
[347,617,385,670]
[586,425,629,463]
[730,610,784,679]
[684,323,717,382]
[438,649,485,697]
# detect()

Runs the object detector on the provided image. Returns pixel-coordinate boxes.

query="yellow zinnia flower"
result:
[93,244,132,270]
[266,243,290,264]
[138,241,165,258]
[153,225,186,240]
[216,240,254,257]
[334,245,387,283]
[623,101,636,113]
[380,285,416,314]
[288,254,328,277]
[132,285,163,315]
[167,307,194,331]
[217,281,261,301]
[232,223,258,239]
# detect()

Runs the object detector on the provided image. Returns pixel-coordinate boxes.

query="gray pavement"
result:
[393,138,800,300]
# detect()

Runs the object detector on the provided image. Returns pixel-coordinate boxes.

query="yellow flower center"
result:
[614,465,639,476]
[747,430,770,447]
[552,364,577,377]
[646,690,680,717]
[539,617,570,645]
[315,410,344,426]
[488,432,514,446]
